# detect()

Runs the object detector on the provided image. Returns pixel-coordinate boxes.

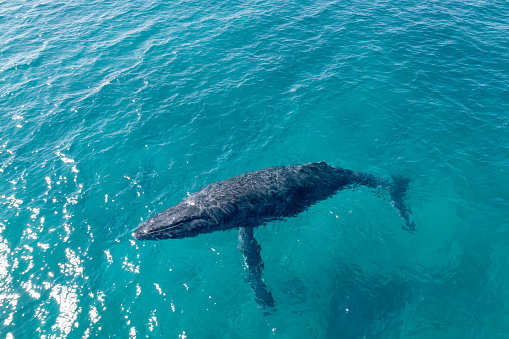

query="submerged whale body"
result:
[134,162,416,309]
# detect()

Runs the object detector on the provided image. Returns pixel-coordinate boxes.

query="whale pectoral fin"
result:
[238,226,275,310]
[390,176,417,232]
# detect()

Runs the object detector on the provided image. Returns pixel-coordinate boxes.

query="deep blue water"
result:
[1,0,508,337]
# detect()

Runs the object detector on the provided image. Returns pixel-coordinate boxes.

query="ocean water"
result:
[1,0,508,337]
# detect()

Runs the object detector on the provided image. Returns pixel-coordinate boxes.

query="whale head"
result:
[134,200,212,240]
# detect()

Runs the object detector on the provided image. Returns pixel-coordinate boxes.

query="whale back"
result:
[192,162,347,229]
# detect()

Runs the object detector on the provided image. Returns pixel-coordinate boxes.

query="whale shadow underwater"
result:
[134,162,416,310]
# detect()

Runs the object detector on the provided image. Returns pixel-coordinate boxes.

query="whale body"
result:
[134,162,416,309]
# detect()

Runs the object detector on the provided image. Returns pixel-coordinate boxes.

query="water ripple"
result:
[1,0,508,337]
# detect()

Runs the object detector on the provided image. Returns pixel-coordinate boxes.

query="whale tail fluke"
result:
[389,176,417,232]
[342,169,417,232]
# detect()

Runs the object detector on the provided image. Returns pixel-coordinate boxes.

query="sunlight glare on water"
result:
[1,0,508,337]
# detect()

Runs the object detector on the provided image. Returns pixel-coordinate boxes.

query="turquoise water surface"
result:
[1,0,508,337]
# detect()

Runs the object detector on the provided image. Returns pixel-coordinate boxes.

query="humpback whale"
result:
[134,162,416,309]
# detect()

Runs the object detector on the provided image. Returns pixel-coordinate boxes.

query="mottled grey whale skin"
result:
[134,162,416,309]
[134,162,415,240]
